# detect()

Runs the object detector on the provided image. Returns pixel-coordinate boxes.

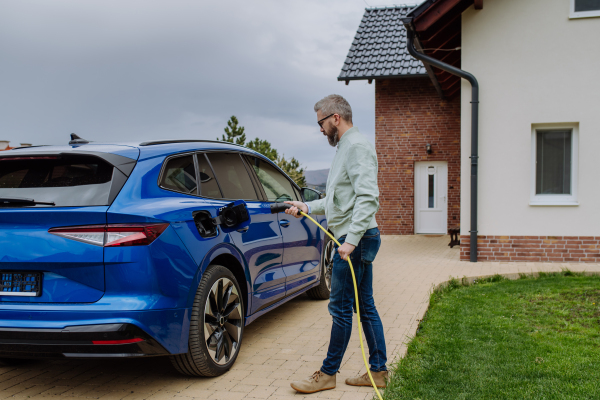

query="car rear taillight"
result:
[49,223,169,247]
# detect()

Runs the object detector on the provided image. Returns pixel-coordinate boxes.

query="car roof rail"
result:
[138,139,247,149]
[10,145,51,150]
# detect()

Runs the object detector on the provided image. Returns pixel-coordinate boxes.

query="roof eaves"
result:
[406,0,438,19]
[337,73,429,82]
[403,0,472,99]
[402,2,448,99]
[411,30,445,98]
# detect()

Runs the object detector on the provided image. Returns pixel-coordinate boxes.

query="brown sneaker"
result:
[290,370,336,394]
[345,370,388,388]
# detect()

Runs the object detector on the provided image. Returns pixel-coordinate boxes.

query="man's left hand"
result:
[337,242,356,262]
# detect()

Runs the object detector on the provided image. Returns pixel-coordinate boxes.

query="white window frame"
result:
[570,0,600,19]
[530,123,579,206]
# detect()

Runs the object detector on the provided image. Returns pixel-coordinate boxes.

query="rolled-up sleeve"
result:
[345,143,379,246]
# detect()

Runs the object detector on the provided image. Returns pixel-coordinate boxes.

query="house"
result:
[340,0,600,262]
[0,141,15,151]
[339,6,461,237]
[0,141,32,151]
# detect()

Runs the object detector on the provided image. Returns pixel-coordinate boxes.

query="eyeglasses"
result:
[318,114,335,128]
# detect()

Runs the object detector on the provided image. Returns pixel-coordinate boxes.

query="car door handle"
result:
[279,220,290,228]
[237,226,249,233]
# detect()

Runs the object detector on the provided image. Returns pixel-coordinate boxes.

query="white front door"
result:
[415,161,448,234]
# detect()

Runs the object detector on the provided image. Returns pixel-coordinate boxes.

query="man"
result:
[285,94,387,394]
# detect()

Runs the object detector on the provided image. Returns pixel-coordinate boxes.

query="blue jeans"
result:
[320,227,387,375]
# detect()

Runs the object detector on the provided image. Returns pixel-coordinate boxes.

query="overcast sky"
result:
[0,1,418,170]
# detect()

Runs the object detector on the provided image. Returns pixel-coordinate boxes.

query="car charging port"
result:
[192,201,250,238]
[192,211,218,238]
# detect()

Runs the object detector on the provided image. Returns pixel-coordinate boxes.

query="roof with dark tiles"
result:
[338,6,427,82]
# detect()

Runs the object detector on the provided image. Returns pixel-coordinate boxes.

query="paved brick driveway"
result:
[2,235,599,400]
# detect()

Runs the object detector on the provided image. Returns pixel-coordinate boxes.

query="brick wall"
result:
[461,235,600,262]
[375,78,461,235]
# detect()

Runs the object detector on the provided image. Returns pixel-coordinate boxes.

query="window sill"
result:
[529,200,579,206]
[570,12,600,19]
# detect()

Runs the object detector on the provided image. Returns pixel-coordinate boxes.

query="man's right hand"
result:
[283,201,308,218]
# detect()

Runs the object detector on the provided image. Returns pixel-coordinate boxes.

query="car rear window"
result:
[0,155,115,207]
[160,155,198,195]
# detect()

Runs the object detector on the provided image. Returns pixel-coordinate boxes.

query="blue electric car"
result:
[0,137,334,376]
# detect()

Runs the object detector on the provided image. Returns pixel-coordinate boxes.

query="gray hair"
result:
[314,94,353,123]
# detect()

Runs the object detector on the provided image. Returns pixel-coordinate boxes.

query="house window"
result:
[570,0,600,19]
[536,131,572,195]
[530,124,579,206]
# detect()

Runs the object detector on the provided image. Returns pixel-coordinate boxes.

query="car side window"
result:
[160,155,198,194]
[246,156,297,202]
[196,153,223,198]
[206,153,259,200]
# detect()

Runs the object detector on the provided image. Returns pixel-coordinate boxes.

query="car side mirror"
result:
[301,187,323,202]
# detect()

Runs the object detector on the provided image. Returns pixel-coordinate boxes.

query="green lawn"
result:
[385,272,600,400]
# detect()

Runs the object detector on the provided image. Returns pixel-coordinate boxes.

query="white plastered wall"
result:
[460,0,600,236]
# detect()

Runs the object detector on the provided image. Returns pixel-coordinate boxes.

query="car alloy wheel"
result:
[204,277,242,365]
[170,265,244,376]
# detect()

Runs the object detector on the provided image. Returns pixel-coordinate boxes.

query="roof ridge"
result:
[365,4,416,11]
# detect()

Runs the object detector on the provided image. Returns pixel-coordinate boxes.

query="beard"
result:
[325,125,339,147]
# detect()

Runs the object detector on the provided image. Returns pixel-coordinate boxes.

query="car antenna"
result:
[69,133,90,145]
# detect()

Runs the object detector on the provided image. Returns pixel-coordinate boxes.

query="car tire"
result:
[306,235,333,300]
[170,265,244,377]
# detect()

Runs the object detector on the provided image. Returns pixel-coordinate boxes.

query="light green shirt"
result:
[308,127,379,246]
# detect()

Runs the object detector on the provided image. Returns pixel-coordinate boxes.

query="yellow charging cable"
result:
[296,210,384,400]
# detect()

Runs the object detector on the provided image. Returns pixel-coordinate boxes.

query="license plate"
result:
[0,271,43,297]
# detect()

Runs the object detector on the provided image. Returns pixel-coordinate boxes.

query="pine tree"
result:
[247,138,306,187]
[277,156,306,187]
[246,138,279,162]
[218,116,246,145]
[219,116,306,187]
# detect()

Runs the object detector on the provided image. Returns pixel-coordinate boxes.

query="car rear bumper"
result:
[0,323,170,359]
[0,308,190,356]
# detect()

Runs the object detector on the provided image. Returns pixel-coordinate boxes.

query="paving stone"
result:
[266,396,299,400]
[175,387,216,398]
[245,385,277,399]
[94,392,128,400]
[207,390,246,400]
[229,384,256,393]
